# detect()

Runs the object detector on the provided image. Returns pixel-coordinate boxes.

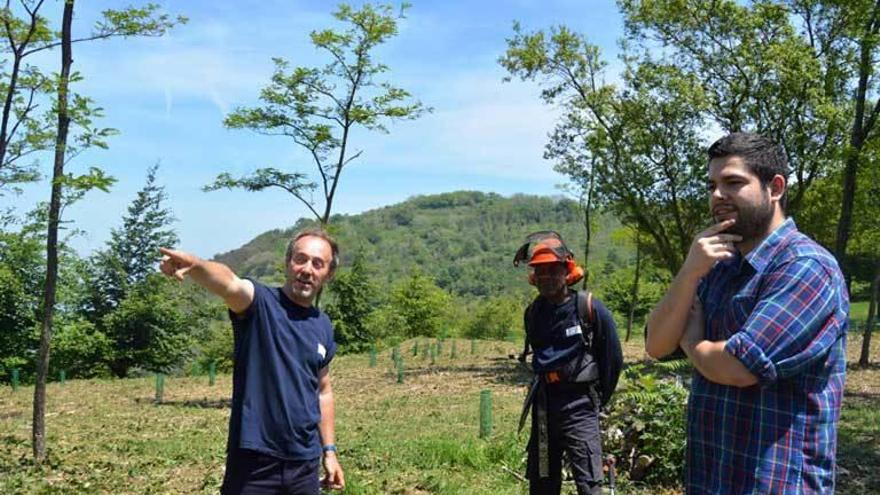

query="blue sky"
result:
[4,0,624,258]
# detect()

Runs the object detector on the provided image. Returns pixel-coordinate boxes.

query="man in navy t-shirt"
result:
[160,228,345,494]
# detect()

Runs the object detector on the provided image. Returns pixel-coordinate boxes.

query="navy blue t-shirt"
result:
[527,291,614,374]
[227,280,337,461]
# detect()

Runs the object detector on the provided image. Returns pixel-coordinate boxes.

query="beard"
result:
[286,272,320,303]
[536,276,567,301]
[715,193,774,242]
[291,282,315,300]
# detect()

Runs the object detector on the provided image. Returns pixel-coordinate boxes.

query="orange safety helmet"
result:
[513,231,584,286]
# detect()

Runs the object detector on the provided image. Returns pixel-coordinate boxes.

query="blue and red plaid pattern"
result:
[689,218,848,494]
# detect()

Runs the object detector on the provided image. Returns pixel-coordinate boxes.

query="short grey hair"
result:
[285,227,339,272]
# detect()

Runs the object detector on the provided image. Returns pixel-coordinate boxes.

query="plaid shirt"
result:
[689,218,848,494]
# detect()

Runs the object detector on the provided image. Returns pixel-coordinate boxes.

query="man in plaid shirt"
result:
[646,132,848,493]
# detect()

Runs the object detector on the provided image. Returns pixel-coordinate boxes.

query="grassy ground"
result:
[850,300,871,324]
[1,334,878,494]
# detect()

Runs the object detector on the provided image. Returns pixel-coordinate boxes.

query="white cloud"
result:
[360,70,564,181]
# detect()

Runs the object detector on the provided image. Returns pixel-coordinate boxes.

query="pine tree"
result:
[86,164,185,377]
[87,164,178,318]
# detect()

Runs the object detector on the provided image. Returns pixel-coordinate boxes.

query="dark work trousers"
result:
[526,384,603,495]
[221,448,320,495]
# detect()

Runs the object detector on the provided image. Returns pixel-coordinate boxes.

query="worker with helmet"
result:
[513,231,623,495]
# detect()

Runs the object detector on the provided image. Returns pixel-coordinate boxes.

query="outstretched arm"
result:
[159,247,254,313]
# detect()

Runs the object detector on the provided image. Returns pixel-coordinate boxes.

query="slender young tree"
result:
[549,111,599,287]
[207,3,426,225]
[34,0,74,462]
[33,1,183,462]
[626,230,642,342]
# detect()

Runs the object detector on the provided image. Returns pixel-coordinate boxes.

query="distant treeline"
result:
[215,190,630,298]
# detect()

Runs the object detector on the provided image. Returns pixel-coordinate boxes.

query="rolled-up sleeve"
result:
[724,257,839,386]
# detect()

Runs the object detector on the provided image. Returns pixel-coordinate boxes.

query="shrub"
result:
[463,295,522,341]
[194,319,235,373]
[604,361,689,487]
[50,319,112,378]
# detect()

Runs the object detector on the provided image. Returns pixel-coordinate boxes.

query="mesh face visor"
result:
[512,231,575,267]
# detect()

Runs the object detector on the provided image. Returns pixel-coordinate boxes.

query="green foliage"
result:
[0,2,182,192]
[212,2,425,224]
[604,363,689,487]
[463,295,523,341]
[0,214,51,381]
[597,266,665,324]
[325,252,379,352]
[96,4,187,37]
[194,318,235,374]
[0,6,56,190]
[388,272,452,339]
[79,164,187,377]
[49,318,112,379]
[618,0,849,214]
[102,274,198,377]
[798,145,880,279]
[362,304,407,345]
[87,163,178,315]
[0,262,37,381]
[501,22,709,274]
[499,0,880,278]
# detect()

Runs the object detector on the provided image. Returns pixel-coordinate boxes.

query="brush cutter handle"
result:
[604,455,617,494]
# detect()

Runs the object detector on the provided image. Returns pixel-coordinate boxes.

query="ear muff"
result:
[565,261,584,286]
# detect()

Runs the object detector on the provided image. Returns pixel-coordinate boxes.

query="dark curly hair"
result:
[707,132,789,211]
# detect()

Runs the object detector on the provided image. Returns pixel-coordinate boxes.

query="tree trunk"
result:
[581,166,596,290]
[858,264,879,367]
[625,231,641,342]
[33,0,74,463]
[835,0,880,283]
[834,150,858,289]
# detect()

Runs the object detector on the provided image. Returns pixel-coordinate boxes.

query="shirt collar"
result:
[743,217,796,274]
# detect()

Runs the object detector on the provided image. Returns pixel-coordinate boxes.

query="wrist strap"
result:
[322,444,337,453]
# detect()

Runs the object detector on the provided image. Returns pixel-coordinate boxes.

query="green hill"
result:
[214,191,630,298]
